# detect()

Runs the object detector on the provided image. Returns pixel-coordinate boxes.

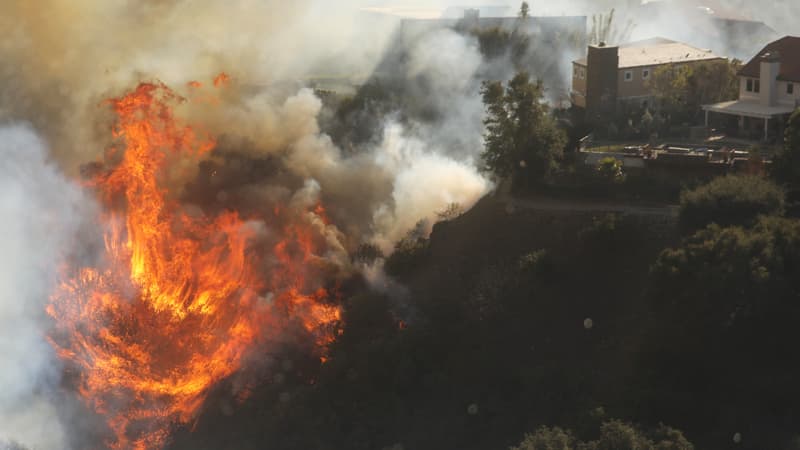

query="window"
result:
[642,68,650,80]
[754,79,761,93]
[580,68,586,79]
[746,78,753,92]
[789,83,795,95]
[624,70,633,82]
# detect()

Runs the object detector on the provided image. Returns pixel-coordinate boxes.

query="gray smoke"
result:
[0,124,95,450]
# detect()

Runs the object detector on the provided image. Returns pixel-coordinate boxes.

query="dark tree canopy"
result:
[644,216,800,449]
[678,175,785,233]
[653,216,800,330]
[481,72,566,184]
[770,108,800,189]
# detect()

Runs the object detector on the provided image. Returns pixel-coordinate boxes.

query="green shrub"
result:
[596,157,625,185]
[678,175,785,233]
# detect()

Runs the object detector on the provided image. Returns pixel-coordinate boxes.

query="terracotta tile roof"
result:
[739,36,800,82]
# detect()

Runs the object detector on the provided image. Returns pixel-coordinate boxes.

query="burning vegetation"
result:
[46,79,341,449]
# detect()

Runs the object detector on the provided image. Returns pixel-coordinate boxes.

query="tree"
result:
[519,1,530,19]
[475,27,513,59]
[384,220,430,277]
[648,60,741,125]
[473,26,530,68]
[678,175,785,233]
[511,426,575,450]
[652,216,800,330]
[646,217,800,439]
[596,157,625,185]
[770,108,800,189]
[481,72,567,185]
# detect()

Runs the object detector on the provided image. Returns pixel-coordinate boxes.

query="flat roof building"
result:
[572,38,725,122]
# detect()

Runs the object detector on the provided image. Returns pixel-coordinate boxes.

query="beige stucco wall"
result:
[739,76,799,106]
[572,62,587,107]
[739,76,760,101]
[617,59,727,103]
[777,80,800,106]
[617,66,653,99]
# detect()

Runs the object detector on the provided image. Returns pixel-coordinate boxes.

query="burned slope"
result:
[168,195,680,450]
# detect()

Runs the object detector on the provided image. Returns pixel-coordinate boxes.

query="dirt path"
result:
[499,194,679,218]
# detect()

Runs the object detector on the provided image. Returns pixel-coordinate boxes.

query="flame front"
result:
[47,81,340,449]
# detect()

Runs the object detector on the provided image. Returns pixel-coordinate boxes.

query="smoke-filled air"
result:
[1,0,800,449]
[0,1,492,448]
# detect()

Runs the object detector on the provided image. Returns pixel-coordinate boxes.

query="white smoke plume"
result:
[370,123,490,252]
[0,124,95,450]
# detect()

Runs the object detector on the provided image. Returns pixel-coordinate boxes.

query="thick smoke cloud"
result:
[0,3,493,444]
[0,0,394,166]
[0,0,493,248]
[0,125,94,450]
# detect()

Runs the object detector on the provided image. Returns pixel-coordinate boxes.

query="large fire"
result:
[46,80,341,449]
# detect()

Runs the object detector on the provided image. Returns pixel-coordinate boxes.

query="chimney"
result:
[585,43,620,123]
[759,51,780,106]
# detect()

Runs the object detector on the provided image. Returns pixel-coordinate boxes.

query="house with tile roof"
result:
[703,36,800,141]
[571,37,725,123]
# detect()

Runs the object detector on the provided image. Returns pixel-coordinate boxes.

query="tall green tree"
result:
[481,72,566,184]
[519,1,530,19]
[770,108,800,189]
[648,59,741,124]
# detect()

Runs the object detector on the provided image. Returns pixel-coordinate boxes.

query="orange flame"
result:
[47,82,339,449]
[213,72,230,87]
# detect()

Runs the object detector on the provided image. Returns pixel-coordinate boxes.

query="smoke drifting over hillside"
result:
[0,1,490,448]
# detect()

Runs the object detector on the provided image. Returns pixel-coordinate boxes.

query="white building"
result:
[703,36,800,141]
